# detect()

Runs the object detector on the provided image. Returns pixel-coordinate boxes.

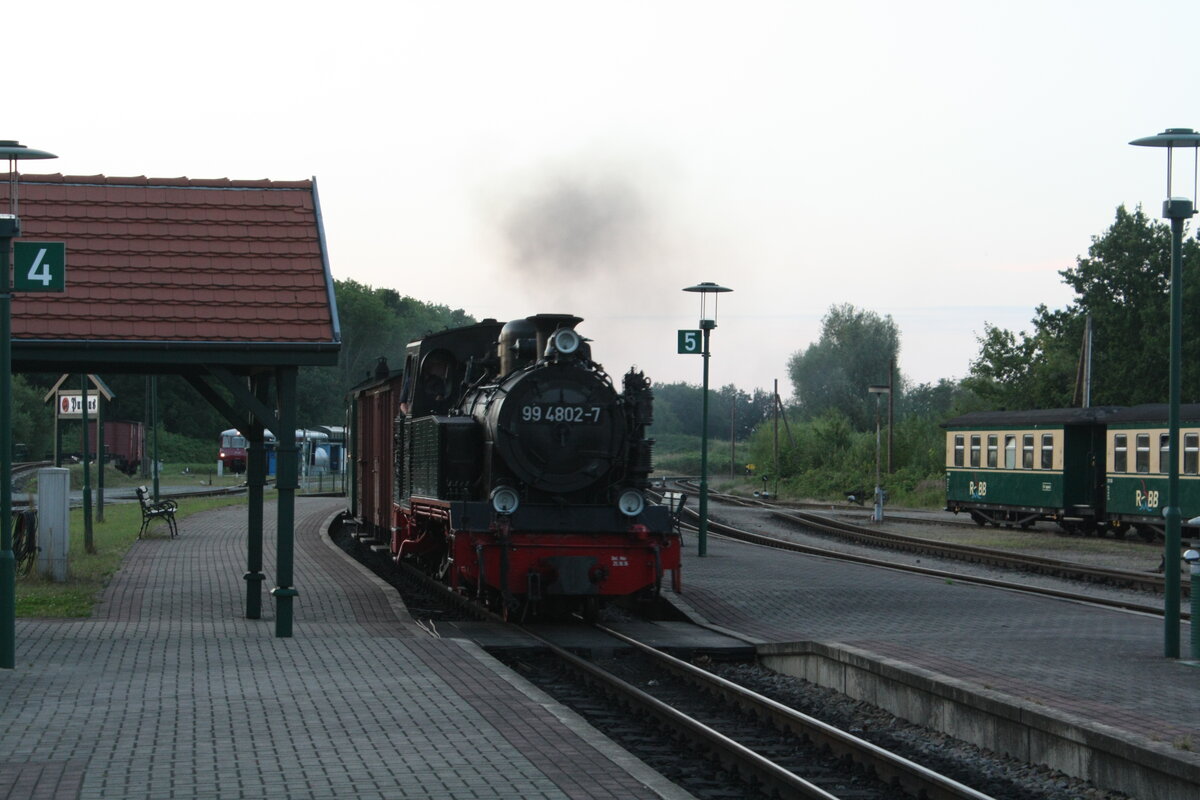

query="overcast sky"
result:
[10,0,1199,397]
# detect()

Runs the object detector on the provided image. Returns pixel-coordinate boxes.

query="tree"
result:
[967,205,1200,409]
[787,304,901,430]
[649,382,772,440]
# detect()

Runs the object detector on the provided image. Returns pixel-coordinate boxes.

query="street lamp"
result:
[1130,127,1200,659]
[868,385,890,523]
[683,281,732,557]
[1,140,57,670]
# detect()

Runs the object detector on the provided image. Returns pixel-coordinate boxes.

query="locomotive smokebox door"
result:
[489,364,625,494]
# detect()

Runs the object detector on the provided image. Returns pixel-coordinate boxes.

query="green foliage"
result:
[787,304,902,430]
[966,205,1200,408]
[650,381,772,439]
[11,375,54,460]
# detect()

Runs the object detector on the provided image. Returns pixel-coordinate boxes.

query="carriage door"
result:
[1062,424,1104,514]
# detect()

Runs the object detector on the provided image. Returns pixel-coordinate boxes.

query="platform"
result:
[670,525,1200,799]
[0,498,692,800]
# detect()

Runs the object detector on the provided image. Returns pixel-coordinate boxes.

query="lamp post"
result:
[1130,127,1200,659]
[868,385,890,522]
[683,281,732,557]
[1,140,57,669]
[868,383,888,522]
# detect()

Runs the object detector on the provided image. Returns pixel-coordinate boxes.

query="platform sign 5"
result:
[677,329,702,354]
[13,242,66,292]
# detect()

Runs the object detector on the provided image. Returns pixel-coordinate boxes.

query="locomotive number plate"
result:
[521,404,603,424]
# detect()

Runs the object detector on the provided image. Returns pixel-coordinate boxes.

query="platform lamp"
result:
[867,385,890,523]
[1130,127,1200,659]
[1,140,57,670]
[683,281,732,557]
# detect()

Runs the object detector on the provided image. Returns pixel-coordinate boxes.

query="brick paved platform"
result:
[670,528,1200,796]
[0,498,692,800]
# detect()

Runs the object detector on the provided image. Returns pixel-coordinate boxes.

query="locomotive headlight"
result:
[548,328,581,356]
[617,489,645,517]
[491,486,520,515]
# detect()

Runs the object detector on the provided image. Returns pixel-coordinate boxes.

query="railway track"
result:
[667,486,1184,618]
[675,480,1180,588]
[511,623,997,800]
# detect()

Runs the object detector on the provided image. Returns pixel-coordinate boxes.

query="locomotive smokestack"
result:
[527,314,582,359]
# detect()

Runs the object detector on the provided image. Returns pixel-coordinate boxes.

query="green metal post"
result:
[698,321,714,557]
[96,386,105,522]
[1129,129,1200,658]
[1164,200,1191,658]
[245,376,268,619]
[271,367,299,637]
[1189,549,1200,659]
[80,375,94,554]
[1,222,15,669]
[150,376,160,502]
[349,400,358,518]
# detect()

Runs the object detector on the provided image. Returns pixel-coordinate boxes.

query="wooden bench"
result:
[136,486,178,539]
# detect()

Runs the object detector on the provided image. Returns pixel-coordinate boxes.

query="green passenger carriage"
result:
[942,409,1114,533]
[1103,404,1200,540]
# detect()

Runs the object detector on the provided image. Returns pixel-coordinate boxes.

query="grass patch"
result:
[16,492,254,618]
[23,463,249,492]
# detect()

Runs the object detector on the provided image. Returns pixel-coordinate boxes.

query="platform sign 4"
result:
[13,242,66,292]
[677,329,702,355]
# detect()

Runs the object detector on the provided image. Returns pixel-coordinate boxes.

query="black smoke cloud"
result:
[497,166,651,281]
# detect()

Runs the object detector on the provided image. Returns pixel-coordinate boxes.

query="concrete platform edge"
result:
[758,640,1200,800]
[317,506,424,633]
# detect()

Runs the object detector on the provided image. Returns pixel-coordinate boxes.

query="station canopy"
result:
[2,172,342,638]
[5,173,340,375]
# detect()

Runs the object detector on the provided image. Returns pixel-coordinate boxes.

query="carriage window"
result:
[1160,433,1171,474]
[1004,435,1017,469]
[1136,434,1150,473]
[1041,434,1054,469]
[1113,434,1127,473]
[969,435,981,467]
[953,435,964,467]
[1186,433,1199,475]
[1022,434,1034,468]
[986,435,998,468]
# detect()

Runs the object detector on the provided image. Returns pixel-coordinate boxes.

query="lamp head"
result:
[1,139,58,218]
[1129,128,1200,216]
[683,281,733,325]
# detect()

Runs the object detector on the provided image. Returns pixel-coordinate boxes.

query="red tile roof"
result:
[3,174,340,354]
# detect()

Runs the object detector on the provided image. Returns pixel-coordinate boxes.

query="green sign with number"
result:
[14,242,67,292]
[677,329,702,354]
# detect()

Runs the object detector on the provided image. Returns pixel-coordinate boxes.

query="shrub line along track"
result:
[669,485,1185,618]
[374,545,994,800]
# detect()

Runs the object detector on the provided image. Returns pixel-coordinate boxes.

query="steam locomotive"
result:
[351,314,680,619]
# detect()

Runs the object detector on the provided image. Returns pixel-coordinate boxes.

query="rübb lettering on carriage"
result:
[520,404,603,423]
